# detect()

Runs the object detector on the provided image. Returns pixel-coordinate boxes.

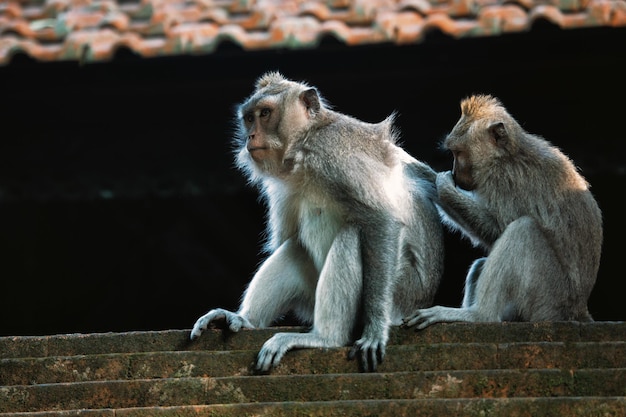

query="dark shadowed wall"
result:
[1,24,624,336]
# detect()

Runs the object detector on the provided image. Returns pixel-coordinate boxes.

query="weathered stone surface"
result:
[4,322,626,360]
[3,341,626,386]
[10,397,621,417]
[2,368,626,412]
[1,323,625,416]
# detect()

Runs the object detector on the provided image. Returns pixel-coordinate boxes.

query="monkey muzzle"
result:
[247,146,268,161]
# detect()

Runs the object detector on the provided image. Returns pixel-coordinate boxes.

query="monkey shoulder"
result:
[312,111,396,149]
[299,117,404,183]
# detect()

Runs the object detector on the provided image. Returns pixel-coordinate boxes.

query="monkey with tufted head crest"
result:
[190,72,444,372]
[403,95,603,329]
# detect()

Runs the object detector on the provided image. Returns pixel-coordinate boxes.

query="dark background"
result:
[1,23,624,336]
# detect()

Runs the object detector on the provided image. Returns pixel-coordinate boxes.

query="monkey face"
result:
[450,148,476,191]
[443,127,476,191]
[244,107,272,162]
[240,98,283,165]
[235,85,321,181]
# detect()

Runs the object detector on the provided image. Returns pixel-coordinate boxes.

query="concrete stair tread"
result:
[3,322,626,358]
[2,397,626,417]
[2,368,626,413]
[1,323,625,416]
[2,341,625,385]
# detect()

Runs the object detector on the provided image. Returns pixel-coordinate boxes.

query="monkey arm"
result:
[436,171,500,248]
[256,225,364,372]
[348,213,401,372]
[190,238,316,340]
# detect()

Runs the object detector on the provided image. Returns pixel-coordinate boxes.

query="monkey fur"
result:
[403,95,602,329]
[190,72,444,372]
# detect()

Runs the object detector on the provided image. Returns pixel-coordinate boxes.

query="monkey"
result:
[402,94,602,330]
[190,72,444,372]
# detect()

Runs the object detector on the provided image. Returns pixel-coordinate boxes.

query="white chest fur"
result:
[298,198,343,273]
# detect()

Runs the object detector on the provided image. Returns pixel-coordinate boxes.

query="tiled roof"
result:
[1,0,625,64]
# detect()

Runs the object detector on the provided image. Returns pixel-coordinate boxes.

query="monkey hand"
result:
[402,309,434,330]
[255,333,295,373]
[434,170,473,227]
[348,334,386,372]
[402,306,463,330]
[435,171,456,195]
[190,308,253,340]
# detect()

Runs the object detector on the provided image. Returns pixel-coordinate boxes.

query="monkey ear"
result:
[488,122,508,146]
[300,88,321,115]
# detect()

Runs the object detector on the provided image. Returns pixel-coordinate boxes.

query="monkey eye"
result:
[244,113,254,123]
[260,108,271,118]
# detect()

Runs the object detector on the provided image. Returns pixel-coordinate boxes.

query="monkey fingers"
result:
[348,338,385,372]
[255,334,292,372]
[435,170,454,185]
[401,312,424,330]
[190,308,251,340]
[403,306,463,330]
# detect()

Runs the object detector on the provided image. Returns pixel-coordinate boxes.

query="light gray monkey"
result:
[403,95,602,329]
[190,72,444,372]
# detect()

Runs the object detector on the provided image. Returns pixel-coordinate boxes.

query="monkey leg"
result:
[239,238,317,327]
[255,226,362,372]
[461,257,487,308]
[404,217,569,329]
[401,258,490,329]
[470,216,575,322]
[190,238,316,340]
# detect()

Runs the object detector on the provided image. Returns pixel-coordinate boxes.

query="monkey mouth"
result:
[248,146,269,160]
[248,146,268,153]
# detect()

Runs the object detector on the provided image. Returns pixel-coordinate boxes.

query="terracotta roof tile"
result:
[1,0,625,64]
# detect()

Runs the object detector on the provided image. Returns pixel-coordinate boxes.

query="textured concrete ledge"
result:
[2,398,626,417]
[1,322,625,416]
[2,321,625,359]
[3,368,626,413]
[2,341,626,385]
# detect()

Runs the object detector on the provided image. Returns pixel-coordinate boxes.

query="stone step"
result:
[2,322,625,359]
[2,341,626,385]
[1,397,625,417]
[2,323,624,416]
[1,369,625,413]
